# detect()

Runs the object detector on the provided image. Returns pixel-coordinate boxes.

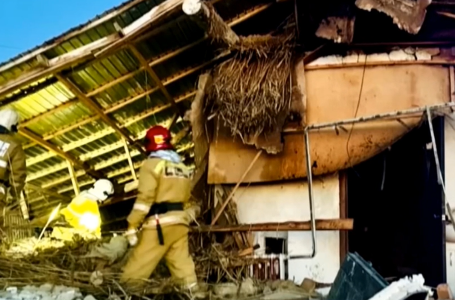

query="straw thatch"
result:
[206,32,295,142]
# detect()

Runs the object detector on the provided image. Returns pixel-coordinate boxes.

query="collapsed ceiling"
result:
[0,0,454,228]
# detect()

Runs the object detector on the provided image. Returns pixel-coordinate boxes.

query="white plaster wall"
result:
[445,116,455,291]
[233,174,340,284]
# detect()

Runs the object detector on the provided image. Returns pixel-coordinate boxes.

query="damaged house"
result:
[1,0,455,298]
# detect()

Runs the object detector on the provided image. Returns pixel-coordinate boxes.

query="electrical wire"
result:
[345,55,367,168]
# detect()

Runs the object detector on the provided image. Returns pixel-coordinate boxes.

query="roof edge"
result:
[0,0,148,73]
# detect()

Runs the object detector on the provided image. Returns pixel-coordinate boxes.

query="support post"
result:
[67,160,80,196]
[19,191,29,220]
[122,137,137,181]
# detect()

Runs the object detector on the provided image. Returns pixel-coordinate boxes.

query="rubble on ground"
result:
[0,285,97,300]
[3,237,66,257]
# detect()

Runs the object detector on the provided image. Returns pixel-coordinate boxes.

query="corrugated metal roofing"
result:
[0,0,289,220]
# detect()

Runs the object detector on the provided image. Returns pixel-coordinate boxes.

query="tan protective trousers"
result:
[0,191,5,224]
[120,224,197,287]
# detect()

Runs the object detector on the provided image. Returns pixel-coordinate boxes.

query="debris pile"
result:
[3,237,66,257]
[0,285,97,300]
[0,233,267,297]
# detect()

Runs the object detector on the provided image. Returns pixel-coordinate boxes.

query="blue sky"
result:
[0,0,125,63]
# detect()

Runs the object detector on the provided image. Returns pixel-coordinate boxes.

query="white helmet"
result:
[88,179,114,202]
[0,108,19,132]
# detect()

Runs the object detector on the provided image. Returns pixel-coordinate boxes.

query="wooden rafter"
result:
[128,45,183,116]
[55,74,146,156]
[19,98,78,128]
[5,2,271,123]
[19,127,103,179]
[94,0,185,58]
[0,0,185,102]
[67,160,80,195]
[33,52,225,144]
[31,125,191,188]
[122,137,138,181]
[0,0,151,75]
[24,91,196,159]
[30,143,195,216]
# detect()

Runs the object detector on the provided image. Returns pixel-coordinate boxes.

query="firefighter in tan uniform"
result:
[121,125,198,291]
[0,108,27,212]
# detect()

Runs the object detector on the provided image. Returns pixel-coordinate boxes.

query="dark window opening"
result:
[265,237,286,255]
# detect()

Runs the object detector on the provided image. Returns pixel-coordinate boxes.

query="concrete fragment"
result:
[342,54,360,64]
[367,53,390,62]
[90,271,103,286]
[56,290,77,300]
[6,287,18,294]
[239,278,258,296]
[38,284,53,294]
[415,49,433,61]
[262,290,311,300]
[212,283,237,297]
[307,55,343,67]
[388,49,415,61]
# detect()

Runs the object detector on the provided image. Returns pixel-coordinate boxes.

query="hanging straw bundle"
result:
[206,32,295,140]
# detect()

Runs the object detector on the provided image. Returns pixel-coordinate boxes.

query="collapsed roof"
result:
[0,0,454,226]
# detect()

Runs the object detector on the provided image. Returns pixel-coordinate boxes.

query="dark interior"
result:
[347,117,446,287]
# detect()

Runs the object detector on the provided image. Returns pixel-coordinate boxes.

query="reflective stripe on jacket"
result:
[127,157,192,229]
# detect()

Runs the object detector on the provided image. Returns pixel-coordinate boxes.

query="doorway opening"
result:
[347,118,445,287]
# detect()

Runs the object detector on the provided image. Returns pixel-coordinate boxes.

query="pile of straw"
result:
[206,32,295,140]
[0,233,253,298]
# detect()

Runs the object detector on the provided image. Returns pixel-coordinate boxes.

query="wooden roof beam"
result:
[55,74,146,156]
[19,127,103,179]
[128,45,184,116]
[12,2,271,124]
[95,0,185,58]
[24,91,195,167]
[39,51,225,141]
[0,0,185,101]
[183,0,239,47]
[19,98,79,128]
[29,143,195,217]
[0,0,152,74]
[36,125,190,188]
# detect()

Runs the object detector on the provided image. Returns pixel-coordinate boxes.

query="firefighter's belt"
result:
[146,202,184,245]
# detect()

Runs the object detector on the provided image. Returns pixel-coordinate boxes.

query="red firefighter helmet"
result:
[144,125,174,152]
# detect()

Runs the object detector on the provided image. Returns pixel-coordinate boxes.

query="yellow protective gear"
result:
[120,225,197,287]
[60,191,102,237]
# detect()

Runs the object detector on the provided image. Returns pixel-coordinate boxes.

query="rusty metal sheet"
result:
[208,64,450,184]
